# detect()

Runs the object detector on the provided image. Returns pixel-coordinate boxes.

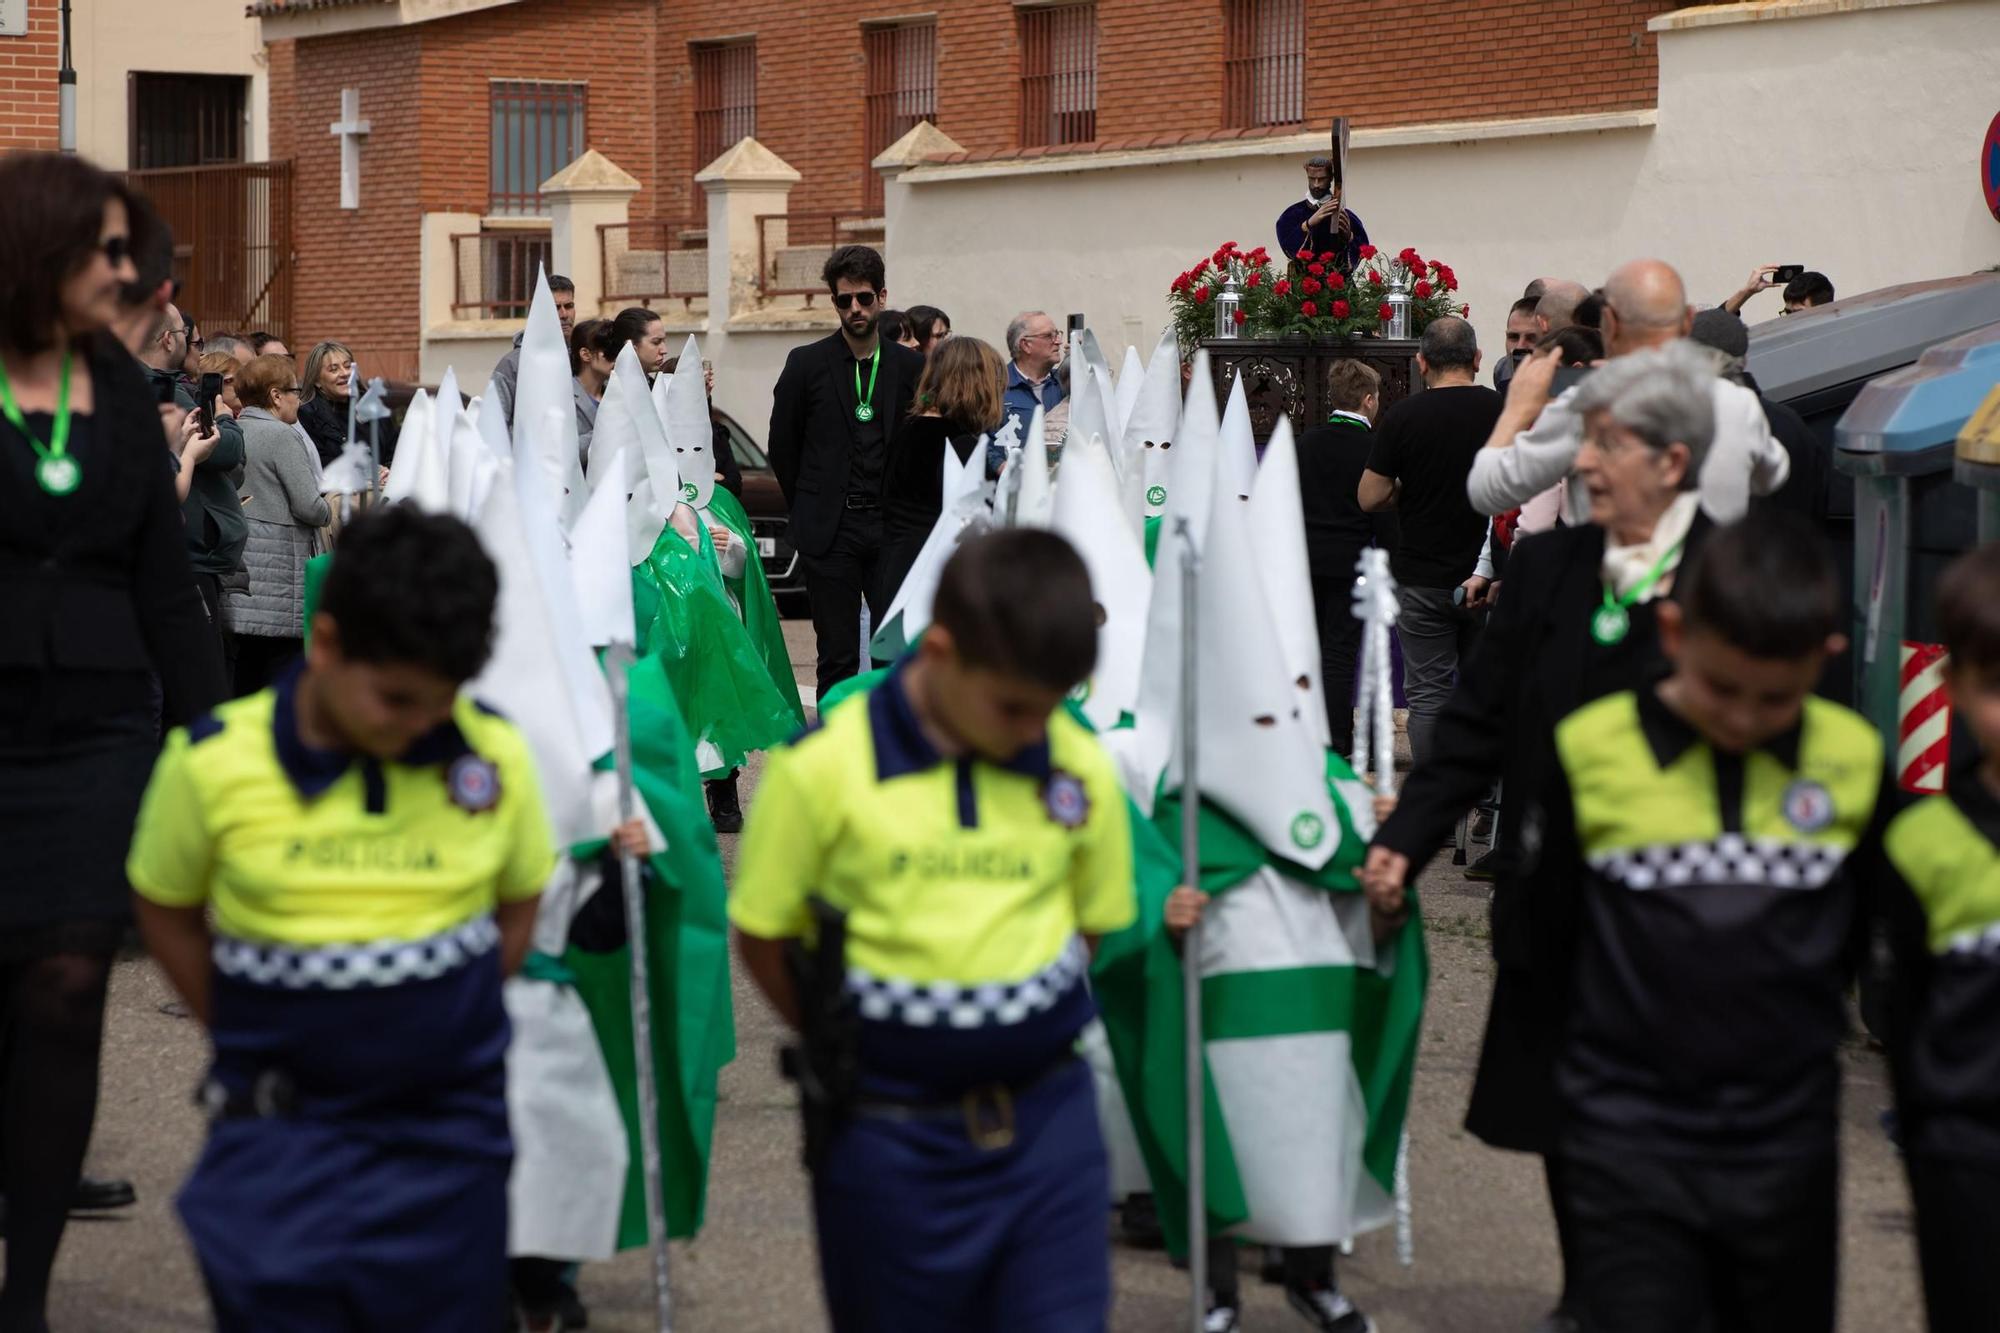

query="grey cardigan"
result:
[225,407,332,639]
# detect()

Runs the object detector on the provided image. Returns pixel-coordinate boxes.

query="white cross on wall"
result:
[329,89,370,211]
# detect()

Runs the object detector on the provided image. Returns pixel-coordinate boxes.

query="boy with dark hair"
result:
[127,505,557,1333]
[768,242,924,693]
[1375,516,1887,1332]
[731,528,1136,1332]
[1883,541,2000,1332]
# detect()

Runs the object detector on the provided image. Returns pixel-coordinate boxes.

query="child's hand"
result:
[1361,845,1409,918]
[1164,885,1209,937]
[609,818,651,858]
[1372,793,1398,826]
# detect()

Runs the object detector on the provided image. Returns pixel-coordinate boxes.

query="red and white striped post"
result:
[1899,641,1951,794]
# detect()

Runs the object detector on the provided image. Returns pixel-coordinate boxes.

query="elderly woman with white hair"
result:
[1365,341,1722,1333]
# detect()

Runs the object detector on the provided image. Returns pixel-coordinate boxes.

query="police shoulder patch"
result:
[1782,778,1835,834]
[447,753,503,814]
[1043,770,1091,830]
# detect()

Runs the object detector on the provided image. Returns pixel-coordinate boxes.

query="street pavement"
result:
[49,620,1925,1331]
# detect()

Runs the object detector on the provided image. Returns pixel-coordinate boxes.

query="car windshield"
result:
[719,411,768,470]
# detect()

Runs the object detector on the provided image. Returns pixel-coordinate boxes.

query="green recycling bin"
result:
[1833,322,2000,794]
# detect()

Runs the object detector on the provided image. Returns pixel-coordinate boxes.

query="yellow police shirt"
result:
[127,683,556,947]
[730,667,1136,994]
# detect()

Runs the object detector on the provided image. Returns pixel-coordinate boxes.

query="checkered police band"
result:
[847,938,1091,1029]
[211,915,501,990]
[1587,836,1852,892]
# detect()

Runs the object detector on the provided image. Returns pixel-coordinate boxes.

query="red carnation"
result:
[1194,286,1212,304]
[1332,299,1350,319]
[1328,271,1346,291]
[1273,279,1292,295]
[1405,255,1424,274]
[1378,303,1394,321]
[1296,247,1315,262]
[1223,240,1239,252]
[1246,271,1262,288]
[1232,309,1247,326]
[1413,280,1433,299]
[1300,300,1319,317]
[1461,304,1471,316]
[1307,262,1325,277]
[1170,275,1189,293]
[1358,244,1377,259]
[1300,277,1321,295]
[1192,258,1209,275]
[1248,246,1269,261]
[1398,246,1419,261]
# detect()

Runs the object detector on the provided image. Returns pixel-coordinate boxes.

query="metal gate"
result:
[121,161,294,346]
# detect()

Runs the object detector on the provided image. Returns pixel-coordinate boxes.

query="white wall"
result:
[886,0,2000,369]
[73,0,267,170]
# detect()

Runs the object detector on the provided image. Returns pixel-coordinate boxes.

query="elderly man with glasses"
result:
[1002,311,1067,438]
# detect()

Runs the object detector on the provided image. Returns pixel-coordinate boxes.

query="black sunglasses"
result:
[832,291,878,310]
[102,235,131,266]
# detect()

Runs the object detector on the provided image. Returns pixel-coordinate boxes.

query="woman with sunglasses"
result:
[228,354,332,696]
[0,153,226,1329]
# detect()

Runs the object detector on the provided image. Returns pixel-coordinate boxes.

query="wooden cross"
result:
[329,89,370,211]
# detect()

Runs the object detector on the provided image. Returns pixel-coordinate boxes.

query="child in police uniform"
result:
[127,506,559,1333]
[1371,517,1889,1333]
[731,528,1137,1333]
[1882,542,2000,1333]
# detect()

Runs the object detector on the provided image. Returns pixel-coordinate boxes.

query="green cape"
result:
[562,651,737,1243]
[634,515,803,779]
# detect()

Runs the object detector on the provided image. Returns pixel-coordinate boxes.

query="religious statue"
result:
[1274,118,1369,271]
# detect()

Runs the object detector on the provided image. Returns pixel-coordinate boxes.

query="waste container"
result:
[1833,321,2000,793]
[1954,383,2000,544]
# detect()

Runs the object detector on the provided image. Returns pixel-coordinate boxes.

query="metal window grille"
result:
[693,39,758,170]
[489,81,586,216]
[1223,0,1304,129]
[1019,4,1097,148]
[129,73,247,168]
[863,21,937,213]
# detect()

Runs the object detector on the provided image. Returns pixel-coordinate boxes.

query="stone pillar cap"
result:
[694,137,802,189]
[871,121,965,173]
[540,149,642,197]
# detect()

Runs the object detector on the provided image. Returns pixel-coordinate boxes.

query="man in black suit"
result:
[768,244,925,695]
[1296,359,1398,758]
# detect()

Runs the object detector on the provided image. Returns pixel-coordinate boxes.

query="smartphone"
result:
[196,372,225,434]
[154,374,180,406]
[1550,365,1593,397]
[1769,265,1805,285]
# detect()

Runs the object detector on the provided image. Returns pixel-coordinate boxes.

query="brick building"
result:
[254,0,1680,382]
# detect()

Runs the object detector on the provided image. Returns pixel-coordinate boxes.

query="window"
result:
[1019,4,1097,148]
[692,39,758,172]
[863,20,937,213]
[1224,0,1304,129]
[129,73,247,168]
[489,81,586,215]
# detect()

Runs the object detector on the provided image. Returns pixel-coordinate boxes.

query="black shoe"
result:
[1465,849,1500,881]
[75,1175,137,1212]
[556,1278,588,1330]
[1117,1192,1165,1249]
[1286,1281,1373,1332]
[1260,1244,1286,1285]
[705,776,743,834]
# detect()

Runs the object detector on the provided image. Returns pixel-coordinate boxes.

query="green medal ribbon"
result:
[852,347,880,423]
[1592,537,1684,646]
[0,350,78,497]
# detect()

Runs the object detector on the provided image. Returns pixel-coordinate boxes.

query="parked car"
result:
[715,409,808,615]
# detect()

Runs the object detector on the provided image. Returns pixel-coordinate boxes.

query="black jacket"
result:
[3,335,225,724]
[767,333,924,558]
[712,419,743,501]
[299,391,400,470]
[1296,416,1398,580]
[1372,514,1712,1149]
[146,364,247,578]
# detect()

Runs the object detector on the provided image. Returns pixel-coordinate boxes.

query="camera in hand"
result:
[1769,264,1805,285]
[195,372,224,434]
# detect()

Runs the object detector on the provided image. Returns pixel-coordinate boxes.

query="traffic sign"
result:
[1984,110,2000,223]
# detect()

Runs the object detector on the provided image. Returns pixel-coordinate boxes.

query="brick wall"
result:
[0,0,62,154]
[659,0,1680,209]
[288,27,425,380]
[266,37,296,163]
[419,0,661,219]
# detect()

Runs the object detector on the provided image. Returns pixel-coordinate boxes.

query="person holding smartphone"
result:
[1721,264,1835,317]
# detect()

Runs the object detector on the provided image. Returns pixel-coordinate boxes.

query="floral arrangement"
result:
[1167,240,1469,347]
